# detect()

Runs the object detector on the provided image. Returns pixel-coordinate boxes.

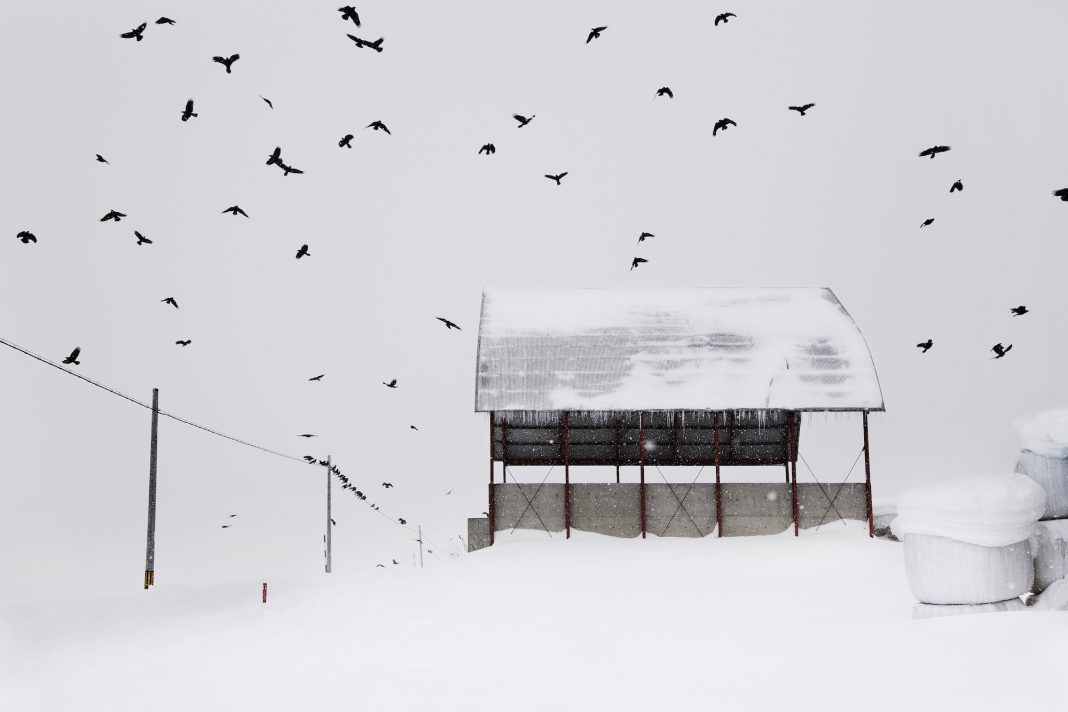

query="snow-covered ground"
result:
[4,524,1066,711]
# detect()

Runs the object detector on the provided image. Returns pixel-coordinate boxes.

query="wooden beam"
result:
[863,410,874,538]
[639,412,647,539]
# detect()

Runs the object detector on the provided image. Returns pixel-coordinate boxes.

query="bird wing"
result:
[559,172,568,178]
[212,56,225,64]
[236,207,248,217]
[229,54,240,62]
[69,347,81,360]
[185,100,194,111]
[1053,189,1068,198]
[289,167,304,175]
[918,147,933,157]
[513,114,525,122]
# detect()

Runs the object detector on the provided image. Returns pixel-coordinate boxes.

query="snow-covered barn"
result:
[471,288,884,549]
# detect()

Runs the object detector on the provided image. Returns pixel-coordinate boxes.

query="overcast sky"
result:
[2,0,1067,599]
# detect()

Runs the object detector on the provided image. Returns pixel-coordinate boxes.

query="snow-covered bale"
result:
[1032,520,1068,594]
[1015,408,1068,458]
[872,501,897,540]
[1032,578,1068,611]
[892,474,1046,605]
[911,598,1026,619]
[1015,451,1068,520]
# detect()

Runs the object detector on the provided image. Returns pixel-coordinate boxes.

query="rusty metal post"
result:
[501,418,508,483]
[787,412,799,536]
[713,412,723,538]
[639,412,647,539]
[489,412,495,546]
[863,410,874,538]
[614,416,621,483]
[563,412,571,539]
[143,388,159,589]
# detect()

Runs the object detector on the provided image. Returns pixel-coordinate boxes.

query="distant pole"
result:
[325,455,332,573]
[639,412,647,539]
[144,388,159,589]
[863,410,874,538]
[418,525,424,569]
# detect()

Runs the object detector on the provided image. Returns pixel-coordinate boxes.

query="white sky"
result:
[2,0,1067,598]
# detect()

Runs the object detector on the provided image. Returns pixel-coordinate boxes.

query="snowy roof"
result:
[475,288,884,412]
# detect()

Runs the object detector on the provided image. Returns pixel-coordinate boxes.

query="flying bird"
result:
[715,12,736,25]
[161,297,179,309]
[788,103,815,116]
[100,210,126,222]
[339,134,354,148]
[479,143,496,155]
[260,96,273,109]
[1010,306,1029,317]
[920,218,934,228]
[95,154,109,164]
[176,340,192,346]
[713,118,736,136]
[62,347,81,365]
[631,257,648,270]
[338,6,361,25]
[298,434,317,438]
[436,317,461,330]
[382,482,393,488]
[346,34,383,52]
[991,343,1012,359]
[120,23,147,41]
[545,172,568,185]
[222,205,249,217]
[267,147,282,166]
[638,232,654,243]
[309,374,325,381]
[587,26,607,43]
[950,180,963,193]
[212,54,240,73]
[383,379,398,388]
[1051,189,1068,202]
[916,339,933,353]
[221,525,230,529]
[410,425,419,430]
[134,231,152,245]
[918,145,951,159]
[16,231,36,244]
[366,120,391,134]
[279,162,303,176]
[392,559,398,565]
[655,87,673,99]
[155,17,176,25]
[295,244,310,259]
[180,100,197,121]
[513,114,534,128]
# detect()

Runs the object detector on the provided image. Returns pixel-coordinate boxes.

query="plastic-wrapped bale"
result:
[1032,519,1068,594]
[892,474,1047,605]
[1014,408,1068,519]
[1032,578,1068,611]
[911,597,1025,620]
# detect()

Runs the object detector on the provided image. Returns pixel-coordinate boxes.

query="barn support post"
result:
[563,411,571,539]
[786,412,799,537]
[488,411,495,547]
[863,410,874,538]
[143,387,159,589]
[614,416,621,483]
[639,412,647,539]
[501,418,508,483]
[713,412,723,538]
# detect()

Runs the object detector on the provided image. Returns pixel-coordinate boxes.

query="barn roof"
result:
[474,288,884,412]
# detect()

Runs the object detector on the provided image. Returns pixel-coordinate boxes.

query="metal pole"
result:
[563,412,571,539]
[863,410,874,538]
[501,419,508,483]
[615,417,621,484]
[144,388,159,589]
[787,413,799,537]
[639,412,647,539]
[325,455,332,573]
[489,412,495,546]
[713,412,723,538]
[418,525,424,568]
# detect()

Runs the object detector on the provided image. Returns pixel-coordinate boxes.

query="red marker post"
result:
[262,582,268,604]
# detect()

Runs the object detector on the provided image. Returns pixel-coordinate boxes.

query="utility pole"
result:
[325,455,332,573]
[144,388,159,589]
[417,525,424,569]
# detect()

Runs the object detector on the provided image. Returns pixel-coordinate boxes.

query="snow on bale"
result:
[892,474,1047,605]
[1032,520,1068,594]
[1032,578,1068,611]
[911,598,1026,620]
[1014,409,1068,519]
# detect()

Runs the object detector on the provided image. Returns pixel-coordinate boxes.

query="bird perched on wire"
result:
[715,12,736,25]
[920,218,934,228]
[338,5,360,25]
[916,339,933,353]
[100,210,126,222]
[309,374,325,381]
[436,317,461,330]
[383,378,398,388]
[156,17,175,26]
[918,145,951,159]
[586,26,607,43]
[95,154,109,164]
[1010,306,1029,317]
[398,518,406,525]
[545,172,568,185]
[514,114,534,128]
[950,180,963,193]
[16,231,36,244]
[1051,189,1068,202]
[222,205,249,218]
[655,87,673,99]
[176,340,192,346]
[134,231,152,245]
[713,118,736,136]
[479,143,495,155]
[295,244,310,259]
[303,455,316,463]
[366,120,391,134]
[180,100,198,122]
[788,103,815,116]
[991,343,1013,359]
[161,297,179,309]
[346,34,383,52]
[62,347,81,365]
[120,22,147,41]
[631,257,648,270]
[212,54,240,73]
[339,134,354,149]
[637,232,654,243]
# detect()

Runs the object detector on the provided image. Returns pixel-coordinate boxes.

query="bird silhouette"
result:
[176,340,192,346]
[950,180,963,193]
[917,339,933,353]
[392,559,398,565]
[62,347,81,365]
[180,100,197,121]
[161,297,179,309]
[120,23,147,41]
[514,114,534,128]
[298,434,316,438]
[713,118,736,136]
[304,455,316,463]
[222,205,249,217]
[479,143,496,155]
[366,120,391,134]
[788,103,815,116]
[155,17,175,25]
[410,425,419,430]
[991,343,1013,359]
[655,87,673,99]
[309,374,325,381]
[631,257,648,270]
[376,564,385,568]
[920,218,934,228]
[383,379,398,388]
[95,154,109,164]
[279,163,303,176]
[382,482,393,489]
[346,34,383,52]
[212,54,240,73]
[295,244,310,259]
[100,210,126,222]
[436,317,461,330]
[545,172,568,185]
[221,525,230,529]
[1010,306,1029,317]
[260,96,273,109]
[918,145,951,159]
[16,231,36,244]
[715,12,736,25]
[266,147,282,166]
[637,232,654,243]
[339,134,354,148]
[587,26,607,43]
[134,231,152,245]
[331,518,337,526]
[1053,189,1068,202]
[398,518,406,525]
[338,5,361,25]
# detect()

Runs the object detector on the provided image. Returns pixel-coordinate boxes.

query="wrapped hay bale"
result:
[1032,520,1068,594]
[1032,578,1068,611]
[1014,409,1068,519]
[892,474,1046,605]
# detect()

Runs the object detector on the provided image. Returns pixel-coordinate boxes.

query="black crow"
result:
[514,114,534,127]
[655,87,673,99]
[161,297,179,309]
[382,482,393,488]
[366,120,390,134]
[410,425,419,430]
[587,26,607,43]
[715,12,736,25]
[267,147,282,166]
[134,231,152,245]
[713,118,736,136]
[298,434,316,438]
[545,172,568,185]
[638,232,654,243]
[180,100,197,121]
[156,17,176,25]
[991,343,1012,359]
[16,231,36,244]
[62,347,81,365]
[176,340,191,346]
[279,162,303,176]
[918,145,951,159]
[1010,306,1029,317]
[788,103,815,116]
[95,154,109,164]
[100,210,126,222]
[222,205,249,217]
[1052,189,1068,202]
[631,257,648,270]
[295,244,310,259]
[398,518,406,525]
[436,317,461,330]
[304,455,316,462]
[339,134,354,148]
[309,374,325,381]
[917,339,933,353]
[338,6,360,25]
[121,23,147,41]
[479,143,496,155]
[346,34,383,52]
[383,379,398,388]
[260,96,273,109]
[213,54,240,73]
[950,180,963,193]
[920,218,934,228]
